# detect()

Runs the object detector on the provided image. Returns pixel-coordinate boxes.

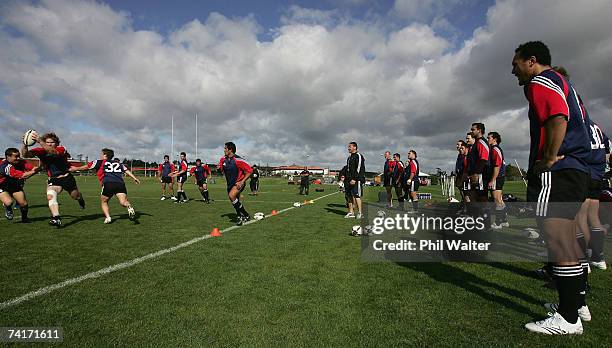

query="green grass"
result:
[0,176,610,346]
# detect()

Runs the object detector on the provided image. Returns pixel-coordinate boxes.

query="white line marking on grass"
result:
[0,191,340,311]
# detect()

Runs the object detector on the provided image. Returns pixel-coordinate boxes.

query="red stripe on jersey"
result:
[528,80,569,125]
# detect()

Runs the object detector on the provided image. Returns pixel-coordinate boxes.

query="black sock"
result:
[203,190,209,201]
[175,192,181,200]
[232,198,244,217]
[5,203,12,211]
[589,228,605,262]
[20,206,28,221]
[579,260,589,307]
[552,264,583,324]
[412,200,419,211]
[181,191,188,201]
[200,190,207,199]
[239,204,249,217]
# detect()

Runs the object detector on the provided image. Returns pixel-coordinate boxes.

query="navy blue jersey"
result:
[525,69,591,173]
[251,168,260,180]
[88,159,127,185]
[158,162,175,177]
[0,159,34,187]
[586,119,607,180]
[219,155,252,187]
[190,164,211,181]
[455,154,465,175]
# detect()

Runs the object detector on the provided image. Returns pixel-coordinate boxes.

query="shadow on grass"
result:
[221,212,238,222]
[396,262,543,319]
[324,207,347,216]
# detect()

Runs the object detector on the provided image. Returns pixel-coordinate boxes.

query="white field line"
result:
[0,191,339,310]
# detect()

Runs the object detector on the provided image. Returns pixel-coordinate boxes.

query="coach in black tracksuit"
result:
[345,142,366,218]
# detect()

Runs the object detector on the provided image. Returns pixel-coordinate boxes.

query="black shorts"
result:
[488,176,505,191]
[346,181,363,198]
[196,179,207,187]
[408,179,420,192]
[48,174,78,192]
[526,169,588,219]
[0,182,23,194]
[250,179,259,191]
[161,176,173,184]
[102,182,127,197]
[587,177,603,200]
[177,175,187,184]
[227,182,247,195]
[383,175,392,187]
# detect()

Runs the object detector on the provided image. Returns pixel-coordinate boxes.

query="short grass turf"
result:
[0,176,610,347]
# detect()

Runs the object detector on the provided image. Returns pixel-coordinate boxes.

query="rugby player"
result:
[190,159,212,203]
[70,148,139,224]
[21,132,86,227]
[0,148,39,223]
[513,41,592,334]
[219,142,252,225]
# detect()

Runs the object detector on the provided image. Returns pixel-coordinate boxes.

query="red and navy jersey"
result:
[391,160,404,182]
[88,159,127,185]
[586,119,608,180]
[0,159,34,186]
[177,160,188,176]
[383,159,394,178]
[525,69,591,173]
[489,145,506,177]
[467,138,489,175]
[190,164,211,181]
[406,159,419,179]
[158,162,175,177]
[30,146,70,177]
[219,155,252,187]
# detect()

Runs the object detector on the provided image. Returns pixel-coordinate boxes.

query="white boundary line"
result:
[0,191,339,310]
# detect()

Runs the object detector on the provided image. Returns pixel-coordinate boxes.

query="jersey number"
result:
[590,124,605,150]
[104,162,123,173]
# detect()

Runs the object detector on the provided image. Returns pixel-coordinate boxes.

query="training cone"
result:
[210,228,222,237]
[271,210,278,215]
[309,200,314,204]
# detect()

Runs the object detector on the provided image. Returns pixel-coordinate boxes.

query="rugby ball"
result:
[522,228,540,240]
[377,210,386,218]
[253,212,265,220]
[293,202,301,208]
[23,130,38,146]
[351,225,363,236]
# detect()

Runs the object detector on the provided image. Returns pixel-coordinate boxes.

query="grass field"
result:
[1,175,611,346]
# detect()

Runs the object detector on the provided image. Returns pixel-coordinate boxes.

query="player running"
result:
[70,148,140,224]
[0,148,39,223]
[190,159,212,203]
[157,155,176,201]
[219,142,252,225]
[21,132,86,227]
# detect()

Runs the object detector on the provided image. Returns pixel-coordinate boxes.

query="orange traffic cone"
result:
[303,200,309,204]
[210,228,222,237]
[271,210,278,215]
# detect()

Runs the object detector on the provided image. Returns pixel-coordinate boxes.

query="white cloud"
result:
[0,0,611,174]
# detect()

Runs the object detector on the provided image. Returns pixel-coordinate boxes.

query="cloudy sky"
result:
[1,0,611,172]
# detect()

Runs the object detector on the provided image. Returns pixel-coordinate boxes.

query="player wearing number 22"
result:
[70,148,140,224]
